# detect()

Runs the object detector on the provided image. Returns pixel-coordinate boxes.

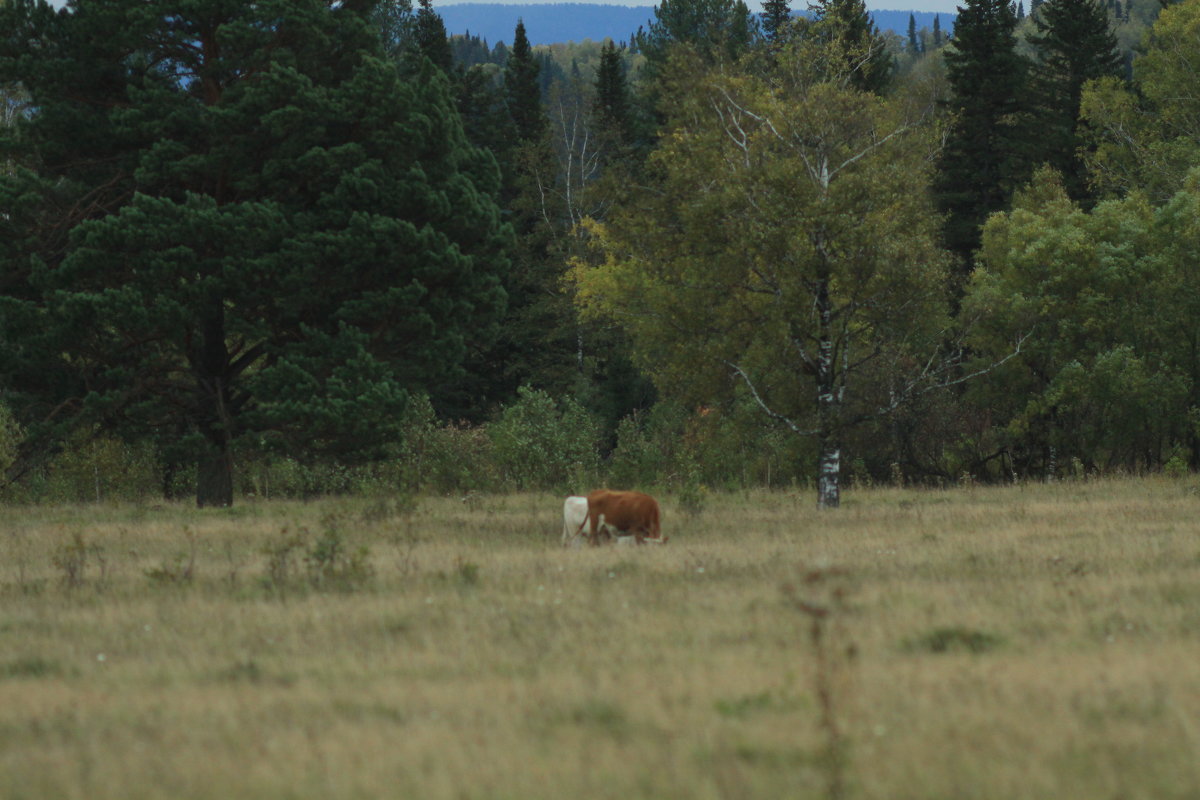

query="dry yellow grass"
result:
[2,479,1200,799]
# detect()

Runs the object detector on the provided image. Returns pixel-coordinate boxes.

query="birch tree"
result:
[573,36,960,508]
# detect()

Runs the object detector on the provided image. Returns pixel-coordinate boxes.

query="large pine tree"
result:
[0,0,509,506]
[504,20,545,143]
[1027,0,1123,203]
[933,0,1033,277]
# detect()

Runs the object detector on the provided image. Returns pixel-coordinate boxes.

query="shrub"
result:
[489,386,601,491]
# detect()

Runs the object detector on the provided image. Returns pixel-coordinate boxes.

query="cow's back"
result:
[585,489,662,543]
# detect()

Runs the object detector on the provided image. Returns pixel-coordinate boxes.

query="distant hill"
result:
[439,4,956,48]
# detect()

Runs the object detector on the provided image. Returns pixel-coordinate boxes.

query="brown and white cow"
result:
[584,489,667,545]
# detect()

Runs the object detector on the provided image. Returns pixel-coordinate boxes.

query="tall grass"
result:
[1,478,1199,799]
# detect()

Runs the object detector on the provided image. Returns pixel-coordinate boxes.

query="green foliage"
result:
[51,531,105,590]
[1026,0,1123,203]
[488,386,601,491]
[305,520,375,591]
[574,35,951,506]
[903,626,1005,654]
[0,0,510,507]
[260,521,373,594]
[964,167,1200,475]
[0,400,21,477]
[804,0,893,92]
[934,0,1034,269]
[32,432,160,504]
[1081,1,1200,203]
[505,21,545,142]
[0,656,64,680]
[636,0,760,78]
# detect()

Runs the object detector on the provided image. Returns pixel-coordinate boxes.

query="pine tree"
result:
[807,0,892,92]
[636,0,759,78]
[1017,0,1026,18]
[933,14,943,46]
[414,0,454,73]
[762,0,793,41]
[505,20,545,142]
[908,13,921,54]
[1028,0,1122,203]
[0,0,510,506]
[594,40,632,139]
[933,0,1034,277]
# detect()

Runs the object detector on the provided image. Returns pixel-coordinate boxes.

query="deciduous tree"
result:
[574,40,958,508]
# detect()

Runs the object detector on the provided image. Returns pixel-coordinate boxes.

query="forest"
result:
[0,0,1196,508]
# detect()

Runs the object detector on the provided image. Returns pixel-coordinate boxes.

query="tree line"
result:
[0,0,1195,508]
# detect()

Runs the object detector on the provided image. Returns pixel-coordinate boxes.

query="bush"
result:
[489,386,601,491]
[22,431,161,504]
[0,401,22,477]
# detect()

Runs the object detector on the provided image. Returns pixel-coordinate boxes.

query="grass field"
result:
[2,478,1200,799]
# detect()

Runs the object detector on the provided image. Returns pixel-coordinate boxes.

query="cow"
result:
[584,489,667,545]
[561,495,589,548]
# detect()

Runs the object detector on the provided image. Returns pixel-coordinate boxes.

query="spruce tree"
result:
[594,40,632,140]
[505,20,545,142]
[1028,0,1122,203]
[636,0,759,78]
[933,14,943,46]
[414,0,454,73]
[908,13,921,54]
[762,0,793,41]
[933,0,1033,277]
[0,0,510,506]
[807,0,892,92]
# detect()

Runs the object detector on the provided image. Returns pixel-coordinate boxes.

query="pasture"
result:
[1,479,1199,799]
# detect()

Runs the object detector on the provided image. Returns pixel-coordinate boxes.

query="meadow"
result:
[1,478,1199,799]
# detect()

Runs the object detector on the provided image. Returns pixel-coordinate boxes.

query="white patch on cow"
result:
[562,495,589,547]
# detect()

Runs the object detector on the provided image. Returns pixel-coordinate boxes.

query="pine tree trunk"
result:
[193,297,234,508]
[196,437,233,508]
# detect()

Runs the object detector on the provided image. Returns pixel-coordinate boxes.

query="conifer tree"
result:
[933,14,943,46]
[636,0,759,79]
[1028,0,1122,203]
[763,0,793,41]
[505,20,545,142]
[0,0,510,505]
[908,13,921,54]
[807,0,892,92]
[933,0,1033,277]
[594,40,632,141]
[414,0,454,73]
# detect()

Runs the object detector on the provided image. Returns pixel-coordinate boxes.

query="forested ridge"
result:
[0,0,1194,508]
[435,4,956,48]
